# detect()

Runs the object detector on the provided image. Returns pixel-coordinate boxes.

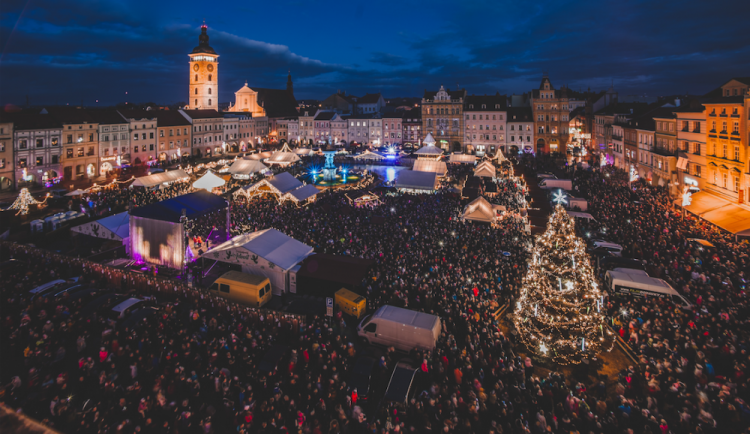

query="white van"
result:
[357,305,441,352]
[604,270,692,308]
[539,179,572,190]
[108,298,147,324]
[592,240,623,257]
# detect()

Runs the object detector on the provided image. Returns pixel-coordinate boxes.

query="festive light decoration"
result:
[552,190,568,205]
[512,204,615,365]
[4,188,50,215]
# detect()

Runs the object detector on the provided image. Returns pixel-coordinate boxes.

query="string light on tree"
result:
[4,188,50,215]
[512,204,615,365]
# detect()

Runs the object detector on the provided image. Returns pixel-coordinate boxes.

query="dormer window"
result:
[482,104,486,109]
[469,105,473,109]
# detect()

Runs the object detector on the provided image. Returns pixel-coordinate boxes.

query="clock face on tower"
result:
[193,64,199,72]
[207,64,214,72]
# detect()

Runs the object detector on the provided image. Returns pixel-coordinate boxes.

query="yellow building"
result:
[703,80,748,203]
[188,24,219,110]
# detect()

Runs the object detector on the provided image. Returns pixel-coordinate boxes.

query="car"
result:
[29,279,81,301]
[118,306,161,331]
[384,359,418,405]
[108,298,149,325]
[590,240,623,257]
[349,356,376,402]
[81,293,128,319]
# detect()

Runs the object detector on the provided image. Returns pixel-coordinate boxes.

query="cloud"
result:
[369,52,407,66]
[1,0,749,104]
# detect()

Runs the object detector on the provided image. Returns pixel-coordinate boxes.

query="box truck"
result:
[209,271,273,308]
[539,179,572,190]
[357,305,441,352]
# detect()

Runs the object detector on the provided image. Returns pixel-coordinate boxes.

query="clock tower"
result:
[188,23,219,109]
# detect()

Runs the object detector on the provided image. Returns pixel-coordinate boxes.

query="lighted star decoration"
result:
[540,342,549,355]
[565,281,575,292]
[552,190,568,205]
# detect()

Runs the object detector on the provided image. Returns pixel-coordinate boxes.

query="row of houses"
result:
[593,77,750,208]
[0,107,270,190]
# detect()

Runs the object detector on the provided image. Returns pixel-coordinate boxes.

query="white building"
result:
[12,112,63,189]
[92,109,130,176]
[464,94,507,156]
[505,107,534,154]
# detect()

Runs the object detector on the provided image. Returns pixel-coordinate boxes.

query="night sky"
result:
[1,0,748,106]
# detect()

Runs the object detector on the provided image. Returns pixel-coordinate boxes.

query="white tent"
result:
[462,196,497,223]
[422,132,436,146]
[65,189,87,196]
[280,184,320,204]
[192,171,226,190]
[491,148,507,162]
[394,170,437,192]
[248,151,273,160]
[568,211,597,221]
[353,150,386,160]
[202,228,315,295]
[71,211,130,242]
[474,161,496,178]
[132,169,189,188]
[295,148,314,156]
[236,172,303,199]
[228,160,268,178]
[449,154,477,164]
[412,159,447,176]
[266,143,301,165]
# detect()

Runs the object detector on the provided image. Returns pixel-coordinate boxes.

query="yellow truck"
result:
[335,288,366,319]
[209,271,272,308]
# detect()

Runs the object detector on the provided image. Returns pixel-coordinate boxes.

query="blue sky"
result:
[1,0,748,106]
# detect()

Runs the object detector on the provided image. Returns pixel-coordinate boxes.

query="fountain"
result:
[322,143,338,181]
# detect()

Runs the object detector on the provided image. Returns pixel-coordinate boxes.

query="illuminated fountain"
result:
[322,143,338,182]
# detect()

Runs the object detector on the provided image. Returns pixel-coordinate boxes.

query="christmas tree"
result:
[512,204,614,365]
[4,188,49,215]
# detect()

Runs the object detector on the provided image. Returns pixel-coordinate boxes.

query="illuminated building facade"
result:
[422,86,466,151]
[188,24,219,110]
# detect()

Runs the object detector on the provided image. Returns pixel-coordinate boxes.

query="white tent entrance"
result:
[203,228,315,295]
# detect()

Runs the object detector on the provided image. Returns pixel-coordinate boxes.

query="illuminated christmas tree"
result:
[512,204,614,365]
[5,188,49,215]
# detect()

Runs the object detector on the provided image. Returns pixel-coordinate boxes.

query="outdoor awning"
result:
[192,171,226,190]
[281,184,320,203]
[449,154,477,164]
[474,161,496,178]
[353,150,386,160]
[462,196,496,223]
[132,169,189,188]
[679,191,750,236]
[203,228,314,271]
[677,157,689,170]
[71,211,130,241]
[394,170,437,191]
[568,211,597,221]
[412,159,447,176]
[228,159,268,175]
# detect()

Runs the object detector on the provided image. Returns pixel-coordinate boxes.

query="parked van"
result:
[604,270,692,308]
[335,288,366,319]
[357,305,441,352]
[108,297,147,325]
[539,179,572,190]
[591,240,623,257]
[209,271,272,308]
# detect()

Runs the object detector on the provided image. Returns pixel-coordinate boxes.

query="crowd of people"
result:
[1,154,748,434]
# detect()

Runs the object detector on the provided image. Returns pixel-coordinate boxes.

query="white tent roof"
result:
[192,171,226,190]
[267,172,303,194]
[203,228,314,271]
[266,144,300,164]
[295,148,314,155]
[449,154,477,164]
[412,159,447,176]
[474,161,496,178]
[248,151,273,160]
[282,184,320,203]
[415,143,444,156]
[491,148,507,162]
[394,170,437,191]
[71,211,130,241]
[353,150,386,160]
[462,196,496,223]
[228,159,268,175]
[422,132,436,146]
[132,169,189,187]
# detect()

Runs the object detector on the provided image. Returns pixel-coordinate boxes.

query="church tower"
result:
[188,23,219,109]
[287,71,294,97]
